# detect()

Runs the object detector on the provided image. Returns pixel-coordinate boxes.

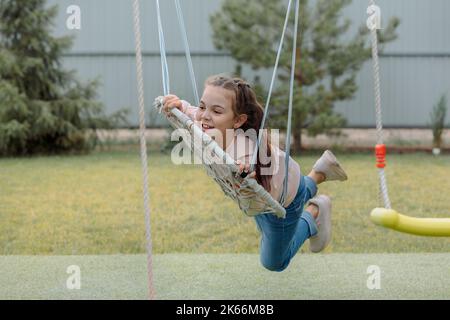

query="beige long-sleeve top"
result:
[181,101,301,208]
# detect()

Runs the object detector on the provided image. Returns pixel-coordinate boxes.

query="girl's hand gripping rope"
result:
[161,94,184,116]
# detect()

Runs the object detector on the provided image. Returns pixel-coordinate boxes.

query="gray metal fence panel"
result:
[48,0,450,127]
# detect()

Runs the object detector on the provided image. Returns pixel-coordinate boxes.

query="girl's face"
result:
[197,85,247,147]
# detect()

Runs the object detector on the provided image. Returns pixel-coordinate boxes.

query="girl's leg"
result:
[281,176,319,268]
[286,210,318,261]
[301,175,319,204]
[255,175,318,272]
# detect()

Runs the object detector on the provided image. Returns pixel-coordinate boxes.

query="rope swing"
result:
[367,0,450,237]
[153,0,301,219]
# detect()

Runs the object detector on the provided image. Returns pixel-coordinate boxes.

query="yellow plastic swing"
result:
[370,208,450,237]
[368,145,450,237]
[367,1,450,237]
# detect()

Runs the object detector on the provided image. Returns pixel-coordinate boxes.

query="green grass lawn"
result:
[0,151,449,255]
[1,253,449,299]
[1,151,449,300]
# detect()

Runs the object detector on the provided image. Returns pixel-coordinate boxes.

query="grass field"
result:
[1,253,449,299]
[1,151,449,255]
[1,150,449,300]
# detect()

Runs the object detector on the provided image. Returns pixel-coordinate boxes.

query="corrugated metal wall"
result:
[48,0,450,127]
[337,0,450,127]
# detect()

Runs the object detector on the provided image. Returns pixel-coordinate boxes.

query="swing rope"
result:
[156,0,170,95]
[368,0,450,236]
[249,0,293,173]
[368,0,391,210]
[280,0,300,206]
[132,0,156,299]
[174,0,200,106]
[245,0,300,207]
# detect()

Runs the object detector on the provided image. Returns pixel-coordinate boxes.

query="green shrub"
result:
[429,94,447,149]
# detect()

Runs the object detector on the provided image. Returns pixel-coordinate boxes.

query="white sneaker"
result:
[312,150,348,181]
[308,195,332,253]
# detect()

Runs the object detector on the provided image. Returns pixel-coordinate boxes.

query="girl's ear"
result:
[234,114,248,129]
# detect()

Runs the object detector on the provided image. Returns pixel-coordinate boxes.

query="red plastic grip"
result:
[375,144,386,168]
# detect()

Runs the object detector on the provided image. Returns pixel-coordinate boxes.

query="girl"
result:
[162,75,347,272]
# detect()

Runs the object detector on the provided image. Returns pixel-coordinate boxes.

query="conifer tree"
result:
[211,0,399,151]
[0,0,125,156]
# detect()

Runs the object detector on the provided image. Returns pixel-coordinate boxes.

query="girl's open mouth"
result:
[202,124,214,132]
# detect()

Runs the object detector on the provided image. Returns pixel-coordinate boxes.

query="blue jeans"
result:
[254,175,318,272]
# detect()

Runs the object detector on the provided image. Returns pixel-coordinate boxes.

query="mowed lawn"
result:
[0,151,449,255]
[1,253,449,299]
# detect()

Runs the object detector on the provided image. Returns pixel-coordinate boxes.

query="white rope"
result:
[250,0,293,173]
[156,0,170,95]
[378,168,391,209]
[280,0,300,206]
[174,0,200,106]
[368,0,391,209]
[132,0,156,300]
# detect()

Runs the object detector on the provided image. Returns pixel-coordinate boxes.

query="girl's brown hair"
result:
[205,75,273,192]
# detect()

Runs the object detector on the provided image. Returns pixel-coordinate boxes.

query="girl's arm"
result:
[180,100,198,121]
